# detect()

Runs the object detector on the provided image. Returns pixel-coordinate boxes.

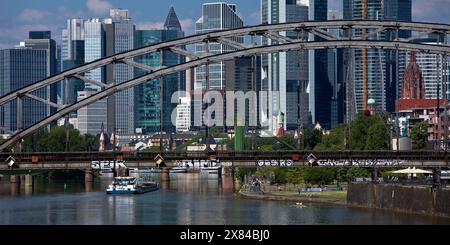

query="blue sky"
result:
[0,0,449,49]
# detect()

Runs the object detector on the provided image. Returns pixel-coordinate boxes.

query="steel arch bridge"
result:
[1,20,450,151]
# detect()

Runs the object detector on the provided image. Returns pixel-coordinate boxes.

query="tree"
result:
[346,167,371,180]
[301,128,323,150]
[314,124,345,151]
[303,167,335,185]
[365,120,389,150]
[410,121,428,150]
[20,126,98,152]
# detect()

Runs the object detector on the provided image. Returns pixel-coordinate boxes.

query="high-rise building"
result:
[0,48,48,132]
[308,0,331,129]
[134,7,184,134]
[82,9,136,135]
[327,10,345,129]
[82,18,107,134]
[225,56,262,127]
[61,19,85,105]
[105,9,135,135]
[194,3,244,90]
[261,0,309,133]
[407,45,448,99]
[21,31,58,125]
[343,0,411,118]
[84,18,105,91]
[77,90,107,135]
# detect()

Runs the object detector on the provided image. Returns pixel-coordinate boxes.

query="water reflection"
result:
[0,173,449,225]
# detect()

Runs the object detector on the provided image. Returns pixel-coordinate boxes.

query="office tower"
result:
[82,18,107,134]
[343,0,411,119]
[328,10,345,129]
[105,9,135,135]
[384,0,412,112]
[225,56,262,127]
[84,18,105,91]
[134,7,184,134]
[29,31,51,39]
[77,90,108,135]
[61,19,85,105]
[261,0,309,134]
[194,3,244,90]
[407,43,448,99]
[0,48,48,132]
[308,0,331,129]
[22,31,58,124]
[82,9,135,135]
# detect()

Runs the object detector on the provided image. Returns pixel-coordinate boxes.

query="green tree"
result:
[346,167,371,180]
[410,121,428,150]
[301,128,323,150]
[303,167,335,185]
[349,114,388,150]
[365,120,389,150]
[21,126,98,152]
[314,124,345,151]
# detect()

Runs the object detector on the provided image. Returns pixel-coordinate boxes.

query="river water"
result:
[0,173,449,225]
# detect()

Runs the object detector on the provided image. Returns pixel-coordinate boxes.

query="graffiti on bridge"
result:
[316,159,405,167]
[91,160,127,170]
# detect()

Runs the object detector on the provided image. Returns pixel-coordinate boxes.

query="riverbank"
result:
[238,189,348,206]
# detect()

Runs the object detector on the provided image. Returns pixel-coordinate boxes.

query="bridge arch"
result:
[1,20,450,150]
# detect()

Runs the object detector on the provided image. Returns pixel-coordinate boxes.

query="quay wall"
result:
[348,183,450,218]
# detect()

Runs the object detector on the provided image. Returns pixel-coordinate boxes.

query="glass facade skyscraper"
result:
[308,0,331,129]
[343,0,411,118]
[0,48,48,132]
[194,2,244,90]
[61,18,85,106]
[261,0,309,133]
[134,7,184,134]
[106,9,135,135]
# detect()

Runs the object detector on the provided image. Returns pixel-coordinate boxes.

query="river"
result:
[0,173,449,225]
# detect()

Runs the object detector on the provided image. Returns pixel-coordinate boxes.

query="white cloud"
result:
[86,0,112,15]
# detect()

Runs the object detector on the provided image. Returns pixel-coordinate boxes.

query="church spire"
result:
[164,6,182,31]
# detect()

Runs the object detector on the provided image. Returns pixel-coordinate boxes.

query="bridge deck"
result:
[0,151,448,170]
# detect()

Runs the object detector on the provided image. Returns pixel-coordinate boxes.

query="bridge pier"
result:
[221,167,234,177]
[372,168,379,183]
[10,175,20,184]
[84,169,94,183]
[24,174,34,187]
[161,168,170,182]
[433,167,442,187]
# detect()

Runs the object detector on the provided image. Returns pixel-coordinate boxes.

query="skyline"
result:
[0,0,449,49]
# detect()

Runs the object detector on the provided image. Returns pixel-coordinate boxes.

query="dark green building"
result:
[134,7,184,134]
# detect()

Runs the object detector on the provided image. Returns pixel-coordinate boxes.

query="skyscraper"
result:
[81,18,108,134]
[308,0,331,129]
[22,31,58,124]
[261,0,309,134]
[105,9,135,135]
[61,19,85,105]
[134,7,184,134]
[225,56,262,127]
[194,3,244,90]
[343,0,411,118]
[82,9,136,135]
[0,48,49,132]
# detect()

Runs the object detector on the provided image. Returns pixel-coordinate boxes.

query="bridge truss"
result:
[1,20,450,151]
